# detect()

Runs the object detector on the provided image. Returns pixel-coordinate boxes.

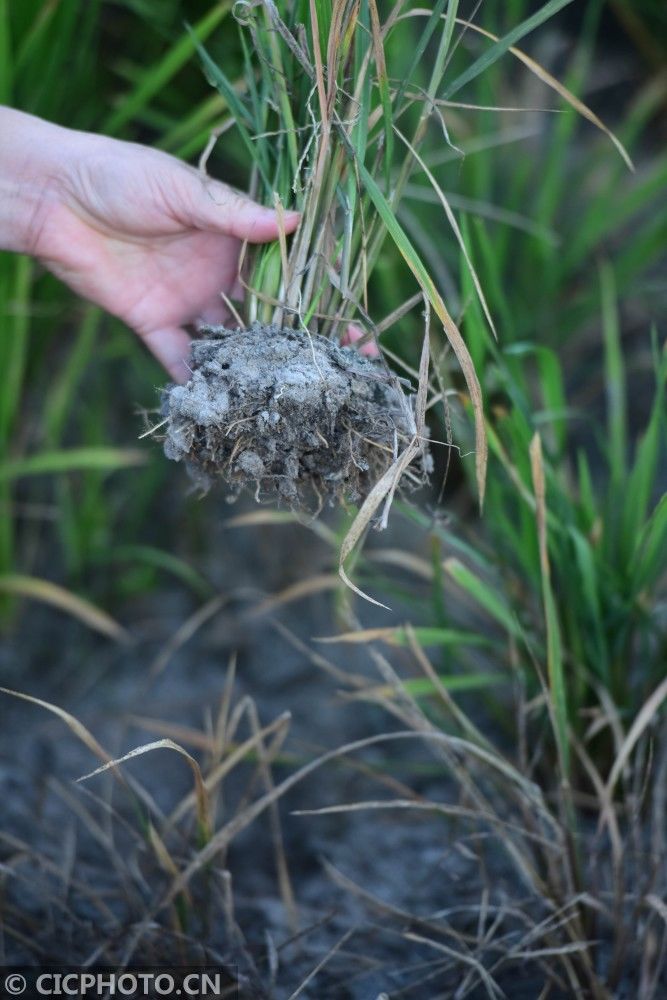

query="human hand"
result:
[1,108,298,382]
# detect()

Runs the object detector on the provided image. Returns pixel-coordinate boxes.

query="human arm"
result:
[0,107,298,382]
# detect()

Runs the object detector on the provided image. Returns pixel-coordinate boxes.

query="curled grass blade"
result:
[78,739,212,843]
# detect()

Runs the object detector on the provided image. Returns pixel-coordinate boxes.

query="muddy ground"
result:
[1,501,581,1000]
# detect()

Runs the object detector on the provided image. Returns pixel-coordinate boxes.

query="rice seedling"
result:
[156,1,639,617]
[0,0,236,620]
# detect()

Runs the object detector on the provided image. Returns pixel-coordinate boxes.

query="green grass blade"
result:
[629,494,667,594]
[191,34,271,190]
[443,558,523,639]
[103,545,213,600]
[621,350,666,559]
[0,0,12,103]
[103,2,232,135]
[0,256,31,444]
[0,447,146,482]
[530,434,569,775]
[367,0,393,190]
[393,673,505,698]
[43,306,100,446]
[599,261,627,489]
[343,147,487,503]
[444,0,576,98]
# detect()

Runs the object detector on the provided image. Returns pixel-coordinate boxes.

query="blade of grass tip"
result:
[108,545,213,601]
[445,2,577,99]
[0,574,129,642]
[249,573,340,618]
[529,433,569,778]
[168,711,291,828]
[631,494,667,594]
[285,928,355,1000]
[151,594,228,678]
[226,509,337,546]
[0,686,113,769]
[361,673,502,699]
[0,446,146,482]
[77,739,211,844]
[103,2,232,135]
[452,16,633,170]
[14,0,60,76]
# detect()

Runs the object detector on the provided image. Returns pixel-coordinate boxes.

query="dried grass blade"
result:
[0,574,128,642]
[605,675,667,800]
[454,17,633,170]
[394,124,497,339]
[345,155,487,504]
[77,738,212,842]
[0,687,113,770]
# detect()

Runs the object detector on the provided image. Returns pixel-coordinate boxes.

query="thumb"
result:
[186,173,299,243]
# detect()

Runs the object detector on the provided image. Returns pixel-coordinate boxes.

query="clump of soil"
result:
[161,324,425,512]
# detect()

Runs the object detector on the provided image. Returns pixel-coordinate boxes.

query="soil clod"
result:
[161,324,427,513]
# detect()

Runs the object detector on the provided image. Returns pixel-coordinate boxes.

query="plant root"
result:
[160,324,430,516]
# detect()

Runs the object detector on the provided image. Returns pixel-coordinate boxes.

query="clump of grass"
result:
[160,0,486,524]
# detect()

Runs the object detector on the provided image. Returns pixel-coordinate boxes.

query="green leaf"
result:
[106,545,213,600]
[599,260,627,488]
[0,447,146,482]
[443,558,523,639]
[630,494,667,593]
[104,3,232,135]
[400,673,504,698]
[444,0,576,98]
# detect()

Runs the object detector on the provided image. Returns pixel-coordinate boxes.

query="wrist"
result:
[0,107,72,256]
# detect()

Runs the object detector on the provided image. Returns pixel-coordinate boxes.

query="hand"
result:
[1,109,298,382]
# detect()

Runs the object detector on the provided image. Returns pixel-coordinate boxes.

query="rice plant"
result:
[158,0,638,619]
[0,0,232,621]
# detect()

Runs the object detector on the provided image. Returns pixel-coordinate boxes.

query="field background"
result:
[1,2,666,996]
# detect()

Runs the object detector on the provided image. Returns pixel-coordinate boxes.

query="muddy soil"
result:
[161,325,425,513]
[0,508,576,1000]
